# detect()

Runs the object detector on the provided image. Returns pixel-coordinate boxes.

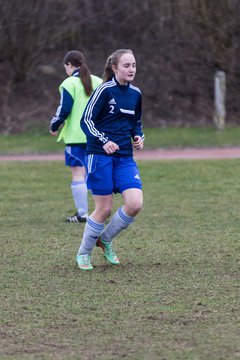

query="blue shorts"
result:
[85,154,142,195]
[65,145,86,167]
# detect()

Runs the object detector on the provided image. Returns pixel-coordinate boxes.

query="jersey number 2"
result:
[109,105,114,114]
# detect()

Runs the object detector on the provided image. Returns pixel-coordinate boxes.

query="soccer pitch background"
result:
[0,159,239,359]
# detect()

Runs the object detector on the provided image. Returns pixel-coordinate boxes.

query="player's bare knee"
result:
[132,203,143,216]
[101,206,112,219]
[125,201,143,216]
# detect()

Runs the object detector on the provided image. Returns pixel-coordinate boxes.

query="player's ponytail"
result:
[63,50,93,96]
[102,49,134,83]
[79,61,93,96]
[102,56,114,82]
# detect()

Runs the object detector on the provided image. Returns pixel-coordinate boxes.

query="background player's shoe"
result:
[96,238,120,265]
[66,212,88,223]
[76,254,93,270]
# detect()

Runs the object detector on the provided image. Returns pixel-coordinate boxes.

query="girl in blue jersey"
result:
[50,50,102,223]
[76,49,144,270]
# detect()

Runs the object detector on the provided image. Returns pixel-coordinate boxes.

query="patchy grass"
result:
[1,126,240,155]
[0,159,239,359]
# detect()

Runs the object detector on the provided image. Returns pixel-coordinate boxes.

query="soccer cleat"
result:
[76,254,93,270]
[66,212,88,223]
[96,237,120,265]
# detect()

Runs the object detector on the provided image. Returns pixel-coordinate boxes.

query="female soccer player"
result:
[76,49,144,270]
[50,50,102,222]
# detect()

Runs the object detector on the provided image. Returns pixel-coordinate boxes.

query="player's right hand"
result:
[103,141,119,154]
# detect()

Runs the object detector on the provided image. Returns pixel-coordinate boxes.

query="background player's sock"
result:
[71,180,88,216]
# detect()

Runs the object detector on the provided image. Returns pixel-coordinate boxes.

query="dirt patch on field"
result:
[1,147,240,161]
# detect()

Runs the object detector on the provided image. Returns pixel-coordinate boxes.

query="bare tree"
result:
[1,0,240,132]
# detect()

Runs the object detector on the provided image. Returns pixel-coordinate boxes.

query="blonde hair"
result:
[102,49,134,82]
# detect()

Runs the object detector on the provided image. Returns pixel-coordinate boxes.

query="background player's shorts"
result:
[65,144,86,167]
[85,154,142,195]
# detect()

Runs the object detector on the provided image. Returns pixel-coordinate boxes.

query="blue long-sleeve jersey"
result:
[81,77,144,157]
[50,70,78,132]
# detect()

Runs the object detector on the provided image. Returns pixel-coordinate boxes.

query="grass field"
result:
[1,126,240,155]
[0,159,239,359]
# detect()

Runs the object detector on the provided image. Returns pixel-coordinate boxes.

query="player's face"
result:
[64,63,74,76]
[113,53,136,85]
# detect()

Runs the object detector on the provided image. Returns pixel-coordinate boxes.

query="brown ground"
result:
[1,147,240,161]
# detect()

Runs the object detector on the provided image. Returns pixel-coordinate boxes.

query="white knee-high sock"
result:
[101,206,134,243]
[71,181,88,216]
[77,216,104,255]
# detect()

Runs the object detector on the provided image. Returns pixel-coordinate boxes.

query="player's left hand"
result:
[50,130,58,136]
[132,136,144,150]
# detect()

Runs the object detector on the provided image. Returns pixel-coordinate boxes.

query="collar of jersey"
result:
[72,69,80,77]
[113,76,130,90]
